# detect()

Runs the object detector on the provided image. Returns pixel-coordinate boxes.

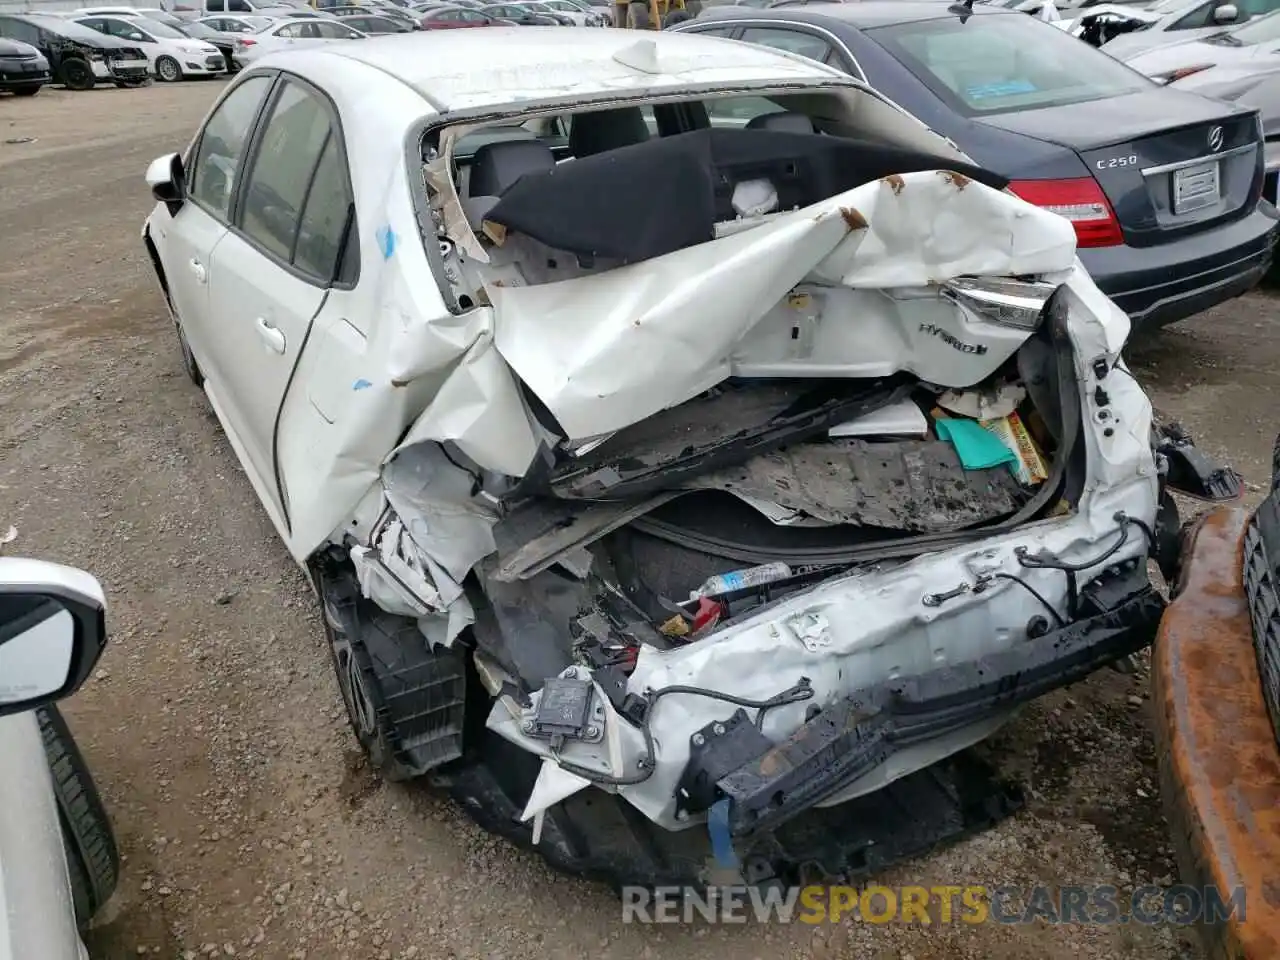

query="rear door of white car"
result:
[158,73,275,375]
[203,74,355,527]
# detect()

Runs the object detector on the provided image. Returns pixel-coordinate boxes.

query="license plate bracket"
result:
[1173,160,1220,215]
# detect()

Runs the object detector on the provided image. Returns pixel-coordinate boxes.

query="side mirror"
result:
[146,151,185,214]
[0,559,107,719]
[1213,3,1238,22]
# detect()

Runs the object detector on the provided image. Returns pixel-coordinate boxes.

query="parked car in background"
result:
[0,13,149,89]
[477,2,562,21]
[418,4,502,23]
[1095,0,1280,57]
[140,26,1204,890]
[0,557,117,959]
[1170,66,1280,204]
[537,0,606,22]
[230,15,364,64]
[74,6,188,27]
[0,36,51,95]
[674,1,1279,330]
[340,11,414,28]
[518,1,577,20]
[328,3,421,25]
[197,12,280,31]
[170,0,315,18]
[75,14,224,80]
[1124,7,1280,80]
[177,18,239,69]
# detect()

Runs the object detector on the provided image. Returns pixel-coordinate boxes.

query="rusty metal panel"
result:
[1153,506,1280,960]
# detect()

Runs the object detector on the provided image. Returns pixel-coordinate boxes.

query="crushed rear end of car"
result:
[302,74,1211,884]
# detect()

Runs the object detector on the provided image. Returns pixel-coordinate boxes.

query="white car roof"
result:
[270,27,846,111]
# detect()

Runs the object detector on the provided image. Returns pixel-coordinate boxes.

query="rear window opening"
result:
[420,89,1000,302]
[866,13,1152,116]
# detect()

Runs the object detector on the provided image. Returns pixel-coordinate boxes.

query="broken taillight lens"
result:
[1008,177,1124,249]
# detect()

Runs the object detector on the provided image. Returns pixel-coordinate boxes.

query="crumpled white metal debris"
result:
[350,169,1077,642]
[490,170,1076,440]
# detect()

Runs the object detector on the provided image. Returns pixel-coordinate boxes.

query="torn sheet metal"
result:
[520,759,593,828]
[351,443,504,645]
[491,171,1076,441]
[391,336,540,479]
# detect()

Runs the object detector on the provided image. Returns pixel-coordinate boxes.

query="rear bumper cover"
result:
[1080,206,1279,329]
[1153,507,1280,959]
[711,562,1162,836]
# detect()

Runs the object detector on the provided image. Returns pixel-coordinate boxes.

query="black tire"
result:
[12,85,41,97]
[175,318,203,386]
[37,706,119,929]
[627,0,650,28]
[315,562,467,782]
[156,55,181,83]
[60,58,95,91]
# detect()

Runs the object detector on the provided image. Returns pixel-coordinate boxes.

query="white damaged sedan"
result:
[140,27,1218,886]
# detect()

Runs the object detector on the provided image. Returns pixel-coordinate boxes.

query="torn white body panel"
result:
[490,172,1075,441]
[484,268,1158,830]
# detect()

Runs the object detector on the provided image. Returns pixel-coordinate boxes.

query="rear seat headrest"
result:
[569,107,651,158]
[745,111,817,134]
[469,139,556,198]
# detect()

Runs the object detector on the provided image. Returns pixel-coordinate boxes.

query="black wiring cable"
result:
[550,679,814,787]
[986,572,1066,629]
[1016,512,1133,573]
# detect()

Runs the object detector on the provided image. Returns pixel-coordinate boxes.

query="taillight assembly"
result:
[236,37,257,47]
[1008,177,1124,248]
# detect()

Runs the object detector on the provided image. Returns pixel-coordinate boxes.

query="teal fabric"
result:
[935,418,1017,471]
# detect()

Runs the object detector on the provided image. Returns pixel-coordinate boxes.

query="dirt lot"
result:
[1,80,1274,960]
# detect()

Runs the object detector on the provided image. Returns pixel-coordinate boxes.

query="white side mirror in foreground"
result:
[0,559,107,718]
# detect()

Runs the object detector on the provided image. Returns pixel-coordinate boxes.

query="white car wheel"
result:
[156,55,181,82]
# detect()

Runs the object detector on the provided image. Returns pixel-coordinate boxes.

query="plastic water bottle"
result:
[691,562,793,600]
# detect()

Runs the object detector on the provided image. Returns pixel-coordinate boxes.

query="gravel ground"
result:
[1,80,1274,960]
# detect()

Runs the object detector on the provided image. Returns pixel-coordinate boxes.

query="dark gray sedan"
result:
[673,1,1280,329]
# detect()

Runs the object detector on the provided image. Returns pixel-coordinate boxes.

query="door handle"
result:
[255,317,286,354]
[189,258,207,284]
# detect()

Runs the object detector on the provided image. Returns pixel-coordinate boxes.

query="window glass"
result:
[239,80,333,263]
[706,95,787,127]
[868,13,1150,116]
[276,21,306,36]
[0,18,43,45]
[1170,1,1217,27]
[687,25,736,36]
[103,17,150,40]
[293,135,356,281]
[206,0,225,10]
[189,74,273,221]
[739,26,832,63]
[316,19,360,36]
[130,17,187,38]
[227,0,252,11]
[1228,6,1280,40]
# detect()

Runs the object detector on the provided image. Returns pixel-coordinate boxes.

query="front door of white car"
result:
[201,76,351,529]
